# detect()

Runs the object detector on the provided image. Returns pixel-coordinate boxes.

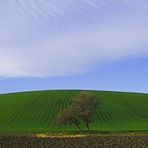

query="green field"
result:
[0,90,148,134]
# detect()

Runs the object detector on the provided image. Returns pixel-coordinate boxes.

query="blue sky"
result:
[0,0,148,93]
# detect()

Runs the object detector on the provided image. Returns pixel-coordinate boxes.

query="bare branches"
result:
[57,91,100,132]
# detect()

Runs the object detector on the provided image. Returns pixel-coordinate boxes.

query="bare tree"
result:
[72,91,99,132]
[57,106,82,132]
[57,91,100,132]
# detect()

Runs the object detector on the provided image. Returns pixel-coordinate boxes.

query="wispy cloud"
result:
[0,0,148,77]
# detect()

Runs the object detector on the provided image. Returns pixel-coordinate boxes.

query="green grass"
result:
[0,90,148,134]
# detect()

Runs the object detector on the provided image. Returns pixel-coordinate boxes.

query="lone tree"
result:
[57,91,100,132]
[72,91,99,132]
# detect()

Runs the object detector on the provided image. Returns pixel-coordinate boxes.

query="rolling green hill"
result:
[0,90,148,134]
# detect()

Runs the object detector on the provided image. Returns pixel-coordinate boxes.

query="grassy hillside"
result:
[0,90,148,134]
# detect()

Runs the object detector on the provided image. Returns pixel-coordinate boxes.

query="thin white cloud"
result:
[0,0,148,77]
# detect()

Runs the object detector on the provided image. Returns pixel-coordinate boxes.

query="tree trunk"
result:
[75,124,83,133]
[86,122,89,132]
[71,120,82,132]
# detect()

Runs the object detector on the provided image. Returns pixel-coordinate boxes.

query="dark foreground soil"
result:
[0,133,147,148]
